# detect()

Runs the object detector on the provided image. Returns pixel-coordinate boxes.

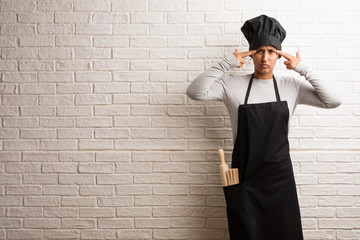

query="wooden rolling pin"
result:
[218,149,239,187]
[218,149,229,186]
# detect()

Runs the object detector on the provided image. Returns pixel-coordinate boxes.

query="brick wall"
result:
[0,0,359,239]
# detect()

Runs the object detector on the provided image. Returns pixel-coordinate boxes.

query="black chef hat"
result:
[241,14,286,51]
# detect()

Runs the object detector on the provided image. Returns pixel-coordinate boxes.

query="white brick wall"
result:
[0,0,359,239]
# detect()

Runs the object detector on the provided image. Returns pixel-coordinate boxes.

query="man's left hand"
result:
[276,50,301,70]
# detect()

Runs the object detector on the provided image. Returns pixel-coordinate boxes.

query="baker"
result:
[187,14,341,240]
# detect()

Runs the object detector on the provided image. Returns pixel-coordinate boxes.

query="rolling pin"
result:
[218,149,229,186]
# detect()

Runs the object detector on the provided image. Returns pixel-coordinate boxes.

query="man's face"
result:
[251,46,280,77]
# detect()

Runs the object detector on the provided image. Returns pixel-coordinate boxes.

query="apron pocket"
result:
[223,183,247,223]
[223,183,250,239]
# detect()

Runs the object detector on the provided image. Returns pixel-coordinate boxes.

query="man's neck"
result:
[253,71,273,79]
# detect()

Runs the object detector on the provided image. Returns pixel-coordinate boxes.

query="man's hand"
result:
[233,49,256,67]
[276,50,301,70]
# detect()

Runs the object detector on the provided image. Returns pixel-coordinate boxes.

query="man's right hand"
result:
[232,49,256,67]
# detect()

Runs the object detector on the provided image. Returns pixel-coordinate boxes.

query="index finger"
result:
[240,50,256,57]
[276,50,292,60]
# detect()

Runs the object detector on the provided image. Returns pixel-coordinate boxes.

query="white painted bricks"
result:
[0,0,359,239]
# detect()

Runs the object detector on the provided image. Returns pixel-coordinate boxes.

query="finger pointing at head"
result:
[276,50,291,60]
[241,50,256,57]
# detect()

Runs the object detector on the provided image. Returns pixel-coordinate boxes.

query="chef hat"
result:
[241,14,286,50]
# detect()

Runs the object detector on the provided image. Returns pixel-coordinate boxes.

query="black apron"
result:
[223,74,304,240]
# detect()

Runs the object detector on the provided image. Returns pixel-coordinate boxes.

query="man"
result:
[187,15,341,240]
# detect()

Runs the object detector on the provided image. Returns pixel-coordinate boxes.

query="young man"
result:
[187,15,341,240]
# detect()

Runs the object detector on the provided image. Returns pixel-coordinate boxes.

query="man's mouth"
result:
[261,64,270,68]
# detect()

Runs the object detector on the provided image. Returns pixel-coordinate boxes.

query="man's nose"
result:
[261,51,269,61]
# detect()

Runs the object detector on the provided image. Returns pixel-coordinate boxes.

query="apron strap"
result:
[244,75,254,105]
[244,74,281,105]
[273,75,281,102]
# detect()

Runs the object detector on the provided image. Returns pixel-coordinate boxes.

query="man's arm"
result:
[295,62,342,108]
[277,50,342,108]
[186,50,255,101]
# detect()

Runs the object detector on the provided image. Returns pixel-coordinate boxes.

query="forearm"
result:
[295,62,342,108]
[186,55,239,101]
